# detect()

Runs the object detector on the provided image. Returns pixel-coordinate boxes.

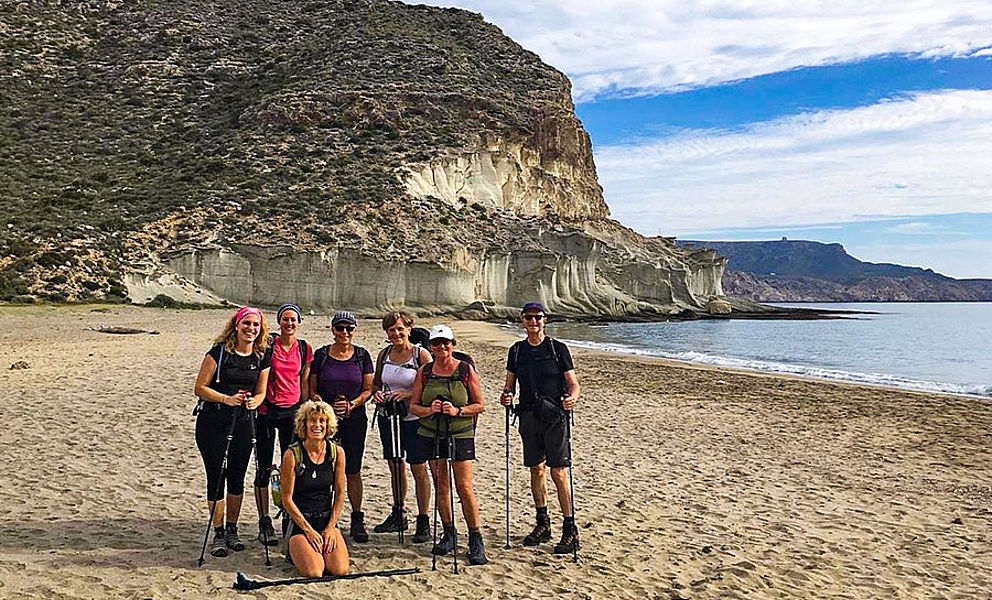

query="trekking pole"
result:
[446,415,458,575]
[247,405,272,566]
[391,402,404,544]
[233,567,420,591]
[504,396,512,549]
[566,408,578,564]
[197,404,241,566]
[431,412,441,572]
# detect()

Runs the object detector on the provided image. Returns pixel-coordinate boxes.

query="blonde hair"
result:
[213,312,270,357]
[294,400,338,441]
[382,310,414,330]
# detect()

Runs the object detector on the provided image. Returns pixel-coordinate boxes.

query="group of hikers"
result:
[192,301,581,577]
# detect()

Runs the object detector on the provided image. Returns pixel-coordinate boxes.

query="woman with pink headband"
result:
[193,306,272,559]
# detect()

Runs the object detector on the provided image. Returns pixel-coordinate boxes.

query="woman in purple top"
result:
[309,311,374,542]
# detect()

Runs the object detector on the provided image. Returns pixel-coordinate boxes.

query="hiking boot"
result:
[467,531,488,565]
[432,526,457,555]
[350,511,369,543]
[373,508,408,533]
[523,515,552,546]
[553,519,579,555]
[210,529,228,557]
[411,514,431,544]
[225,523,245,552]
[257,516,278,546]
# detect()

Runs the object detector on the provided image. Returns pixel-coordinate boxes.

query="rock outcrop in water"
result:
[1,0,726,318]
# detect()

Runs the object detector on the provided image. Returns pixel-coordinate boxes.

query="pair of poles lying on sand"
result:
[194,399,578,590]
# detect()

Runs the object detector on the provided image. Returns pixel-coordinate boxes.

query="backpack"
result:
[409,327,430,349]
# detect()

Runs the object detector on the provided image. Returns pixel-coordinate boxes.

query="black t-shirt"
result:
[206,343,272,397]
[506,337,574,409]
[292,441,335,515]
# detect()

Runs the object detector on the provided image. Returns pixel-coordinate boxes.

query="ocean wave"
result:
[560,339,992,399]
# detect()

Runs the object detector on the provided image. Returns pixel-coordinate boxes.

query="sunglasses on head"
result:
[429,338,452,346]
[334,325,356,332]
[522,314,545,321]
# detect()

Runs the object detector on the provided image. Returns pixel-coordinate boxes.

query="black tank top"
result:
[292,441,334,514]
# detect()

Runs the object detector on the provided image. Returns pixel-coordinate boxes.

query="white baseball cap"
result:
[428,324,454,341]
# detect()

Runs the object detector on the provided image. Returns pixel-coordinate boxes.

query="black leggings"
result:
[195,405,253,501]
[253,404,299,488]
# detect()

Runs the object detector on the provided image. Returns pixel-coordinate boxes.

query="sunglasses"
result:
[429,338,452,346]
[522,314,545,321]
[334,325,356,332]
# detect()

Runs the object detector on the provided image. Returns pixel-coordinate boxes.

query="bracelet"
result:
[502,388,513,395]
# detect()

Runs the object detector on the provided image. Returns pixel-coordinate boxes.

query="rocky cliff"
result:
[1,0,726,318]
[681,240,992,302]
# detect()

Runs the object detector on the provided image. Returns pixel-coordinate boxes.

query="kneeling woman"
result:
[280,400,349,577]
[409,325,487,565]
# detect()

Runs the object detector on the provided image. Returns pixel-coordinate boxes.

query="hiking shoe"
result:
[350,511,369,543]
[523,515,552,546]
[432,527,457,555]
[553,520,579,555]
[411,514,431,544]
[210,530,228,557]
[373,508,408,533]
[258,516,278,546]
[467,531,488,565]
[225,523,245,552]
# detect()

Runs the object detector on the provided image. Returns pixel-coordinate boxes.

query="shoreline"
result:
[462,320,991,402]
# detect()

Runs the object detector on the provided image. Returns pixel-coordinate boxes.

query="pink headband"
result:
[235,306,262,325]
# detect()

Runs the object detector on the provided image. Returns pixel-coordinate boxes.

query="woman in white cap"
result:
[309,311,374,542]
[409,324,488,565]
[253,302,314,546]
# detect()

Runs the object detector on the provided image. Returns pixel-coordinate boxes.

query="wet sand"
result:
[0,305,989,599]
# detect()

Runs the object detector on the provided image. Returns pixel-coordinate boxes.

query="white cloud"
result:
[412,1,992,99]
[593,89,992,235]
[886,222,953,235]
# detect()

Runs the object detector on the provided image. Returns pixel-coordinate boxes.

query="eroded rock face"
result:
[405,116,607,222]
[158,223,726,319]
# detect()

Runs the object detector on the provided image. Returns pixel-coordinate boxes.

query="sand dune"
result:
[0,305,989,599]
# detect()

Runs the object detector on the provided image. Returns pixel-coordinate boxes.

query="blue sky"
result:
[415,1,992,278]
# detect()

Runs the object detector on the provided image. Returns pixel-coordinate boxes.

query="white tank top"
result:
[381,345,423,422]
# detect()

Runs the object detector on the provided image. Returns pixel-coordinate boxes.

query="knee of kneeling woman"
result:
[298,563,324,579]
[326,560,349,576]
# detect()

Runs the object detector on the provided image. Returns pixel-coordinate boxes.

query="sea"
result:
[532,302,992,399]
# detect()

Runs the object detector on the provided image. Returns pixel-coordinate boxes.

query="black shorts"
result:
[377,417,421,463]
[518,410,570,468]
[290,509,331,538]
[334,414,368,475]
[409,434,475,463]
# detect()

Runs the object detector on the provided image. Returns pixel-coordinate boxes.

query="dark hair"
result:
[382,310,414,330]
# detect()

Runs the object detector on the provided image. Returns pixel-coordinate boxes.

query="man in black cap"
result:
[500,302,580,554]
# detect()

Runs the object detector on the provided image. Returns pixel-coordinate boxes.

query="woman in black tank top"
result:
[280,400,349,577]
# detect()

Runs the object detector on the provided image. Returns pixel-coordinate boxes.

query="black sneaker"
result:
[467,531,488,565]
[350,511,369,543]
[373,508,408,533]
[225,523,245,552]
[432,527,457,555]
[523,516,552,546]
[553,520,579,555]
[258,516,278,546]
[411,515,431,544]
[210,530,228,557]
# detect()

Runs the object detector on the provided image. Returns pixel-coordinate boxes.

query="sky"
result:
[413,1,992,278]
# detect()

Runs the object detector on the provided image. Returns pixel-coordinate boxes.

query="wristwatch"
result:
[457,407,464,417]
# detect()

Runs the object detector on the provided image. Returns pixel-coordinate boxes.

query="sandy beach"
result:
[0,304,989,599]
